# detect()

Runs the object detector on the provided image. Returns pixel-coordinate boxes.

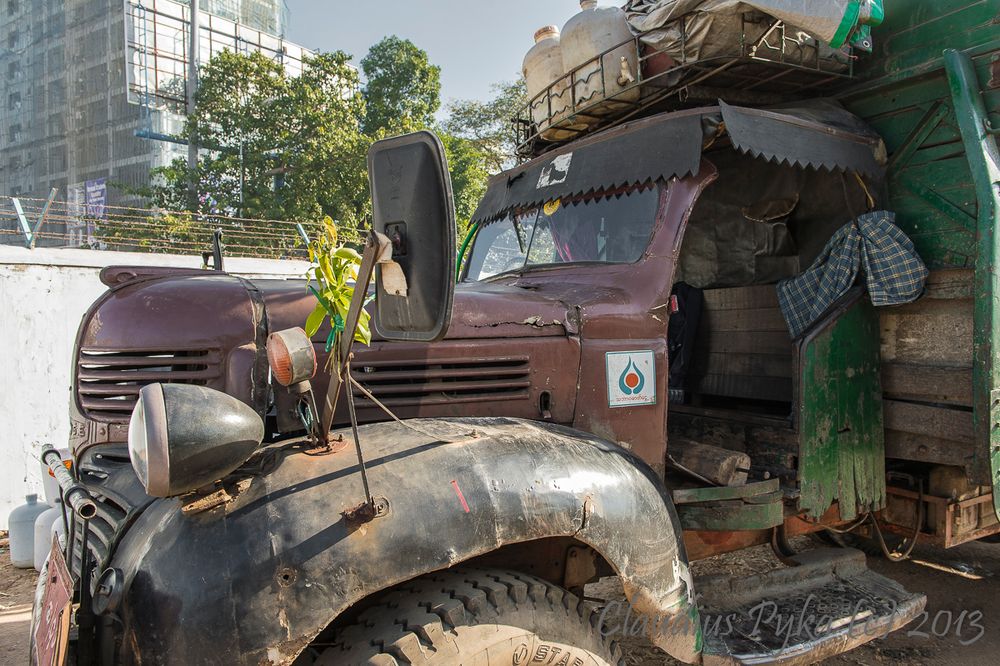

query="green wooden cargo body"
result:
[838,0,1000,519]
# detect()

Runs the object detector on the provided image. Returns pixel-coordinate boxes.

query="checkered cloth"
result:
[777,211,928,338]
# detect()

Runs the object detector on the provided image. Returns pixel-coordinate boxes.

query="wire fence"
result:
[0,195,363,259]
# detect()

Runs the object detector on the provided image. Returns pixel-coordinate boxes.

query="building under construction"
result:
[1,0,308,238]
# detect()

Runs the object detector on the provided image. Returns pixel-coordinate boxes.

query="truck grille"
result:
[69,491,131,593]
[353,356,532,406]
[76,348,221,420]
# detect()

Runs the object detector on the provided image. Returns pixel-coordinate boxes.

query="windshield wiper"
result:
[511,214,526,253]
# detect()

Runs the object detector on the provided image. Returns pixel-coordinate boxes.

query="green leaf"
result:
[334,247,362,262]
[305,302,327,337]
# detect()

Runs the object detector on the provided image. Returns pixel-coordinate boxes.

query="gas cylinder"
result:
[8,494,48,568]
[50,510,67,552]
[562,0,640,122]
[33,502,63,571]
[522,26,577,141]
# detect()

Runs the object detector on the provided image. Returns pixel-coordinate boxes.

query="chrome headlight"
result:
[128,384,264,498]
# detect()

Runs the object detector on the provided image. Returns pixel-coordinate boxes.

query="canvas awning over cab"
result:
[471,101,885,225]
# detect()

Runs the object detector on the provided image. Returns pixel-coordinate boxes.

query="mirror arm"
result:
[318,230,381,440]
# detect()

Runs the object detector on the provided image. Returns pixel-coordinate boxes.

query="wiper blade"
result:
[511,214,526,253]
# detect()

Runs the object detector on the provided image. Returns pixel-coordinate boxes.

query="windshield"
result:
[464,185,660,281]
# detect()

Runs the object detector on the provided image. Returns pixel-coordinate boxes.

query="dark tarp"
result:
[471,103,884,225]
[471,112,704,224]
[719,101,884,177]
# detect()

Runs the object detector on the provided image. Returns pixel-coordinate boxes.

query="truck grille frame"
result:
[352,356,533,406]
[76,348,221,421]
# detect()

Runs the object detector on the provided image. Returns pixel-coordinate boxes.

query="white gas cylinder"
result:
[33,503,63,571]
[8,494,49,568]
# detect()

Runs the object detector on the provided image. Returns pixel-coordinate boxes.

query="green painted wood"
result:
[672,479,780,505]
[850,0,999,88]
[797,294,885,521]
[841,1,999,271]
[944,49,1000,518]
[676,500,784,532]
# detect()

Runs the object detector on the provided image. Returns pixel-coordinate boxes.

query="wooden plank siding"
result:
[688,286,794,404]
[878,269,975,468]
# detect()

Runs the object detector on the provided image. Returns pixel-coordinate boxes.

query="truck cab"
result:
[32,2,1000,665]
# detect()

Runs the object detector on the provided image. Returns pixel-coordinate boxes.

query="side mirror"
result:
[367,130,456,342]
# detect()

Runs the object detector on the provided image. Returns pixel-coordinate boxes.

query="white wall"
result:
[0,246,309,528]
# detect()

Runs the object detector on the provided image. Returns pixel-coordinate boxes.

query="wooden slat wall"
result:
[689,286,794,403]
[879,270,975,467]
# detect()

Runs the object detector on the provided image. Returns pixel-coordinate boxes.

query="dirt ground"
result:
[1,534,998,664]
[0,535,37,665]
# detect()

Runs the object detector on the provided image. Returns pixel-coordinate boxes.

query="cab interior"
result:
[667,148,876,492]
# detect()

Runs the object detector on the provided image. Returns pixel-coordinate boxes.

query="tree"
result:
[114,50,371,254]
[113,41,519,257]
[439,133,490,238]
[361,36,442,135]
[442,79,527,173]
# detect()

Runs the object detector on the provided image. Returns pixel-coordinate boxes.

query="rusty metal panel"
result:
[109,417,699,665]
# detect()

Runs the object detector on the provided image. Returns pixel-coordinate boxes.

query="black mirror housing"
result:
[367,130,456,342]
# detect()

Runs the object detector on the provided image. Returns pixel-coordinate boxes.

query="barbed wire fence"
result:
[0,195,364,260]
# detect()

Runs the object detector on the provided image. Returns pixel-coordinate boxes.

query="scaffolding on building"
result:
[0,0,307,208]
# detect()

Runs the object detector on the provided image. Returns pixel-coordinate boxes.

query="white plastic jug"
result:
[562,0,640,121]
[9,494,48,568]
[522,26,578,141]
[34,503,63,571]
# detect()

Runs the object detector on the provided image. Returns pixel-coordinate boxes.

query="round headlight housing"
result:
[266,327,317,389]
[128,384,264,497]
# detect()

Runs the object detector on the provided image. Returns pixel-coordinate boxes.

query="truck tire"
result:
[316,568,622,665]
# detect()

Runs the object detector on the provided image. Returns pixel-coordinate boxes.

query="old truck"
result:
[31,2,1000,664]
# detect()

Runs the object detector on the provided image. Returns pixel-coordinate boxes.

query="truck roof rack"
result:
[516,12,856,161]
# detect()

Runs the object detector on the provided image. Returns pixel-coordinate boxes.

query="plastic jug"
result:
[522,26,578,141]
[562,0,640,121]
[9,494,49,568]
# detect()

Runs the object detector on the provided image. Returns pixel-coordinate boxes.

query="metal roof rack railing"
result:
[515,13,856,161]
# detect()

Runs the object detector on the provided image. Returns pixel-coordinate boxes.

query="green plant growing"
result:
[304,217,372,365]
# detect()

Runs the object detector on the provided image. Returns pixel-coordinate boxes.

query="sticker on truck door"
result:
[606,350,656,407]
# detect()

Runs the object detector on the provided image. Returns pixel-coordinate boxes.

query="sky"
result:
[285,1,586,104]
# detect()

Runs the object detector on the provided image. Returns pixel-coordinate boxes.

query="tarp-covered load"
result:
[623,0,883,67]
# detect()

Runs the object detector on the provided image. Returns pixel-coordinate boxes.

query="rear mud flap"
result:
[697,548,925,665]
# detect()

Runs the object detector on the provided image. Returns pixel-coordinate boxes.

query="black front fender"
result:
[112,417,699,664]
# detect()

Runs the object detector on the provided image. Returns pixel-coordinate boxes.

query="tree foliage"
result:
[442,79,527,173]
[122,39,524,255]
[188,50,370,228]
[361,36,442,135]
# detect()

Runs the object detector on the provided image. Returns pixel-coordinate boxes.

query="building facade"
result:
[1,0,304,217]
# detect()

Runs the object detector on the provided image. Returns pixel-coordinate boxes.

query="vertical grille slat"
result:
[76,348,220,420]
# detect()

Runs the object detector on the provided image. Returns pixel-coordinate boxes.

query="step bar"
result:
[697,548,925,665]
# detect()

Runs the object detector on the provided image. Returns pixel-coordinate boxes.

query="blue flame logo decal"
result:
[618,358,645,395]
